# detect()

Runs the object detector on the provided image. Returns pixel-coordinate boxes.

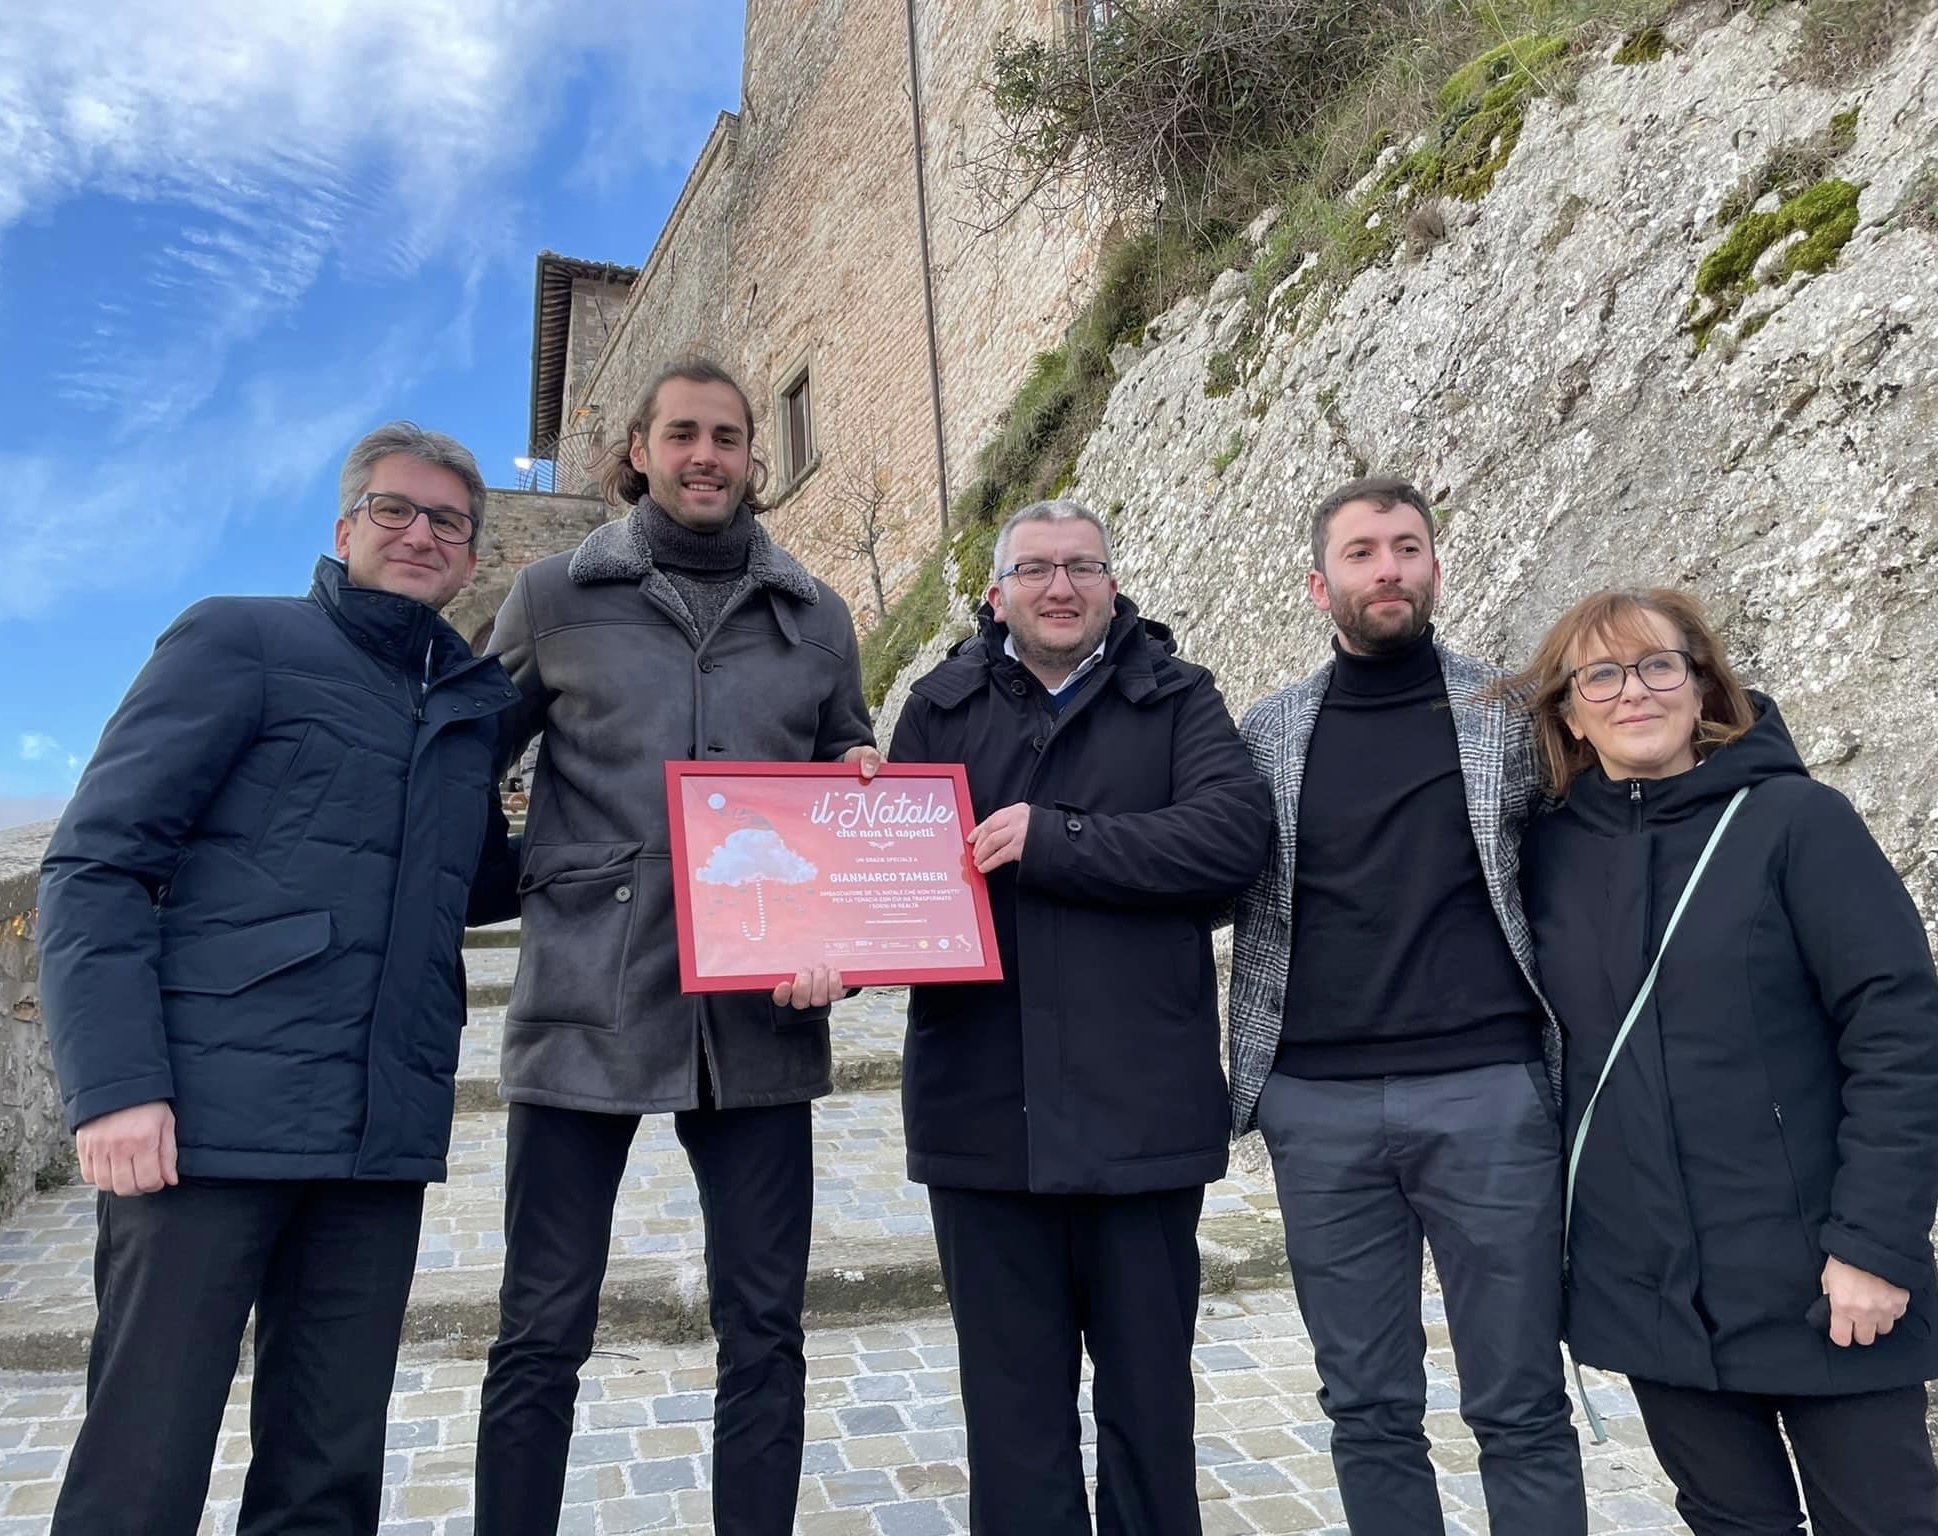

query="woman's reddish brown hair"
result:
[1507,587,1757,796]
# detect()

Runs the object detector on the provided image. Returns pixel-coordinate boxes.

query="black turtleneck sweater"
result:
[1275,629,1543,1079]
[635,498,753,638]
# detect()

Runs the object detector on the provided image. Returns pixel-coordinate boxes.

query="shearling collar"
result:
[567,506,820,606]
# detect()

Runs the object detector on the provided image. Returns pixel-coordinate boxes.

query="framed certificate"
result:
[665,761,1004,992]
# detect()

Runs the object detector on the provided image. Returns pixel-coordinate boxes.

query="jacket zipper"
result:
[1629,777,1643,831]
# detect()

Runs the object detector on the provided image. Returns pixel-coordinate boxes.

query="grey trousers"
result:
[1257,1061,1587,1536]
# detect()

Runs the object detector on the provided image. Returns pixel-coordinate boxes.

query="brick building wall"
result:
[920,1,1108,494]
[558,0,1110,623]
[572,119,743,496]
[559,275,634,464]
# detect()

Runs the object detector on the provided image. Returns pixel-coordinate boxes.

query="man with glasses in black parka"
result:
[888,498,1272,1535]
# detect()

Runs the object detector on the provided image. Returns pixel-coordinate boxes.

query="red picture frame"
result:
[665,761,1004,992]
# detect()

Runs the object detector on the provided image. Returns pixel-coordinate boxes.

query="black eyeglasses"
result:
[997,558,1111,588]
[1570,649,1693,703]
[354,492,476,546]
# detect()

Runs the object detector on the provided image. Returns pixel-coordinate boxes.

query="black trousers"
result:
[51,1177,425,1536]
[1632,1377,1938,1536]
[474,1095,813,1536]
[1257,1064,1587,1535]
[928,1184,1207,1536]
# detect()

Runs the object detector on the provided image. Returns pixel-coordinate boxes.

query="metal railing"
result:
[516,430,603,495]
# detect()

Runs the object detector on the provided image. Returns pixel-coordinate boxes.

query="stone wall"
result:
[0,822,64,1226]
[880,8,1938,931]
[447,488,612,649]
[565,0,1112,623]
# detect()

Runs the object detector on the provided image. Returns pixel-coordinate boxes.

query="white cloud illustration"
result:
[696,828,817,888]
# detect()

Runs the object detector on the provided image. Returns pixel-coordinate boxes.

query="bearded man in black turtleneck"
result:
[1225,477,1587,1535]
[473,360,875,1536]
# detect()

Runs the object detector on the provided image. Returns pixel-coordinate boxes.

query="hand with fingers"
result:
[773,963,846,1010]
[76,1101,179,1197]
[968,803,1032,874]
[841,745,882,781]
[1821,1255,1910,1347]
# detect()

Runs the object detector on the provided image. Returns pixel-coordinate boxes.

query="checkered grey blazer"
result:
[1226,644,1562,1136]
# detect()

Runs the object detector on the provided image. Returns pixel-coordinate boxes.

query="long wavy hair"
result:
[598,356,771,512]
[1506,587,1758,797]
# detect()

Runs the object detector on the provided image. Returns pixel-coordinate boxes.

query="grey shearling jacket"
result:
[487,510,874,1114]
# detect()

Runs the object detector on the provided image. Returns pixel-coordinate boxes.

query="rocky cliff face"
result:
[921,4,1938,923]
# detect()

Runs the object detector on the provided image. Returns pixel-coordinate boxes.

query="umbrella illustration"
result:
[696,829,818,941]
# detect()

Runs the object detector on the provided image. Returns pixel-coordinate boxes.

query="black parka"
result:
[1523,696,1938,1394]
[888,601,1273,1195]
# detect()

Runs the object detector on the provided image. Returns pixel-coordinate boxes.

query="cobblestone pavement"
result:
[0,1091,1283,1308]
[0,1289,1684,1536]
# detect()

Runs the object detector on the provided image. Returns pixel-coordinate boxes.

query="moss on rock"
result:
[1689,178,1862,350]
[860,551,949,711]
[1613,25,1668,64]
[1205,351,1241,398]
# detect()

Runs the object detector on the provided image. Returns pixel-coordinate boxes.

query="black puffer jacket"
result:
[889,601,1272,1195]
[1523,696,1938,1394]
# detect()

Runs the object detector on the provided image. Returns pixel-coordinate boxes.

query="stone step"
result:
[0,1093,1288,1372]
[0,1297,1672,1535]
[463,920,521,950]
[462,942,519,1007]
[453,989,908,1113]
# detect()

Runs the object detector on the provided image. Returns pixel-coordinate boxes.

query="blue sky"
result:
[0,1,745,828]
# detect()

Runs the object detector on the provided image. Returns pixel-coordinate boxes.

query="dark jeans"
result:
[51,1177,425,1536]
[1257,1062,1587,1535]
[474,1096,813,1536]
[928,1184,1206,1536]
[1632,1377,1938,1535]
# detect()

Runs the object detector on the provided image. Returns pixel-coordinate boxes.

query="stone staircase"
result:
[0,921,1290,1372]
[0,916,1683,1534]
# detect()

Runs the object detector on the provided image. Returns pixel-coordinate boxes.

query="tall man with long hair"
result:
[473,358,875,1536]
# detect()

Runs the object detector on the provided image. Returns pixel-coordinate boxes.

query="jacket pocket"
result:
[158,911,334,995]
[510,842,644,1030]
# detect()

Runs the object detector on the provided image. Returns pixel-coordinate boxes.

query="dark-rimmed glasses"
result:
[1570,649,1693,703]
[997,558,1111,588]
[354,492,477,546]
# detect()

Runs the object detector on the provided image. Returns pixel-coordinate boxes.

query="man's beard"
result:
[1335,583,1434,655]
[652,471,747,527]
[1010,611,1111,674]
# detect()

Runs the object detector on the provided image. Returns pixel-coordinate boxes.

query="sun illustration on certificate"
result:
[696,827,819,941]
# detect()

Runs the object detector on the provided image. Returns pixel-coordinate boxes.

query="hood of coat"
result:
[914,596,1183,711]
[1563,691,1809,832]
[564,505,821,607]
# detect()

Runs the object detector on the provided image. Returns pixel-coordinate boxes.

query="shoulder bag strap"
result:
[1565,783,1752,1442]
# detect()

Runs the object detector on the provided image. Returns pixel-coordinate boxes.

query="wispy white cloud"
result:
[0,307,431,622]
[0,0,737,430]
[0,0,739,617]
[12,736,82,789]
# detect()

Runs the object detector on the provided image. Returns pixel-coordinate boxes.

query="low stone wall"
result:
[0,822,65,1225]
